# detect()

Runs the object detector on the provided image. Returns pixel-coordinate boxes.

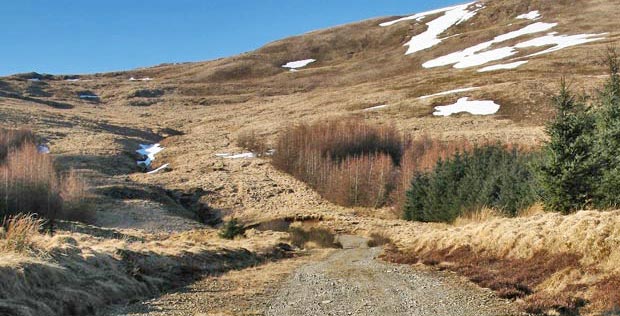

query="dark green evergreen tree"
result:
[539,79,596,213]
[404,145,538,222]
[592,48,620,207]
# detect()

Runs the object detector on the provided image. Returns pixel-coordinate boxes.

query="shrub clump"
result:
[219,218,245,239]
[0,129,93,225]
[272,119,402,207]
[404,144,539,223]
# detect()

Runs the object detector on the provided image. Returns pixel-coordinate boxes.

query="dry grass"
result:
[0,142,62,220]
[452,207,503,226]
[0,226,292,316]
[0,128,35,161]
[366,231,393,247]
[0,129,93,224]
[0,214,43,254]
[383,210,620,315]
[236,129,269,156]
[517,202,546,218]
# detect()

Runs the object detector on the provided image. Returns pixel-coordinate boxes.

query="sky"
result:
[0,0,463,76]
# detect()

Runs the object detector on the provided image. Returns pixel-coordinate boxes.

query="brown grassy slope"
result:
[378,210,620,315]
[1,0,618,226]
[5,1,620,314]
[0,217,291,316]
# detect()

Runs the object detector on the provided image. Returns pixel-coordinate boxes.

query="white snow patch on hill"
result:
[423,22,557,68]
[79,94,99,99]
[516,10,541,20]
[282,59,316,70]
[147,163,169,174]
[129,77,153,81]
[418,87,479,99]
[380,2,479,27]
[517,32,608,57]
[137,143,164,168]
[221,152,256,159]
[433,97,500,116]
[478,61,528,72]
[381,2,481,55]
[363,104,388,111]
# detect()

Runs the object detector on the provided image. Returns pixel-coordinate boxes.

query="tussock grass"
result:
[366,231,393,247]
[0,227,291,316]
[0,214,43,254]
[0,142,62,221]
[452,207,502,226]
[386,210,620,315]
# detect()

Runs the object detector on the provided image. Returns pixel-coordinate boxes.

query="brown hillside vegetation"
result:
[379,210,620,315]
[0,0,620,314]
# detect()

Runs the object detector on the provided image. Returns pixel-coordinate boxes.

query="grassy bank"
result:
[382,210,620,315]
[0,216,292,316]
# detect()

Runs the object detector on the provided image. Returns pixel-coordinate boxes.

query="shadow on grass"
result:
[0,242,294,316]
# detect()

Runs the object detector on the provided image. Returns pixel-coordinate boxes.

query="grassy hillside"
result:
[1,0,620,315]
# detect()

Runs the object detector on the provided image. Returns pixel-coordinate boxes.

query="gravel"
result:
[267,236,520,316]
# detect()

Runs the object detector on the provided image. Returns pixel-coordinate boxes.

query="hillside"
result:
[2,0,620,315]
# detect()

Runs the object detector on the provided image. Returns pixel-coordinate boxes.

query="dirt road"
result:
[266,236,519,316]
[109,236,519,316]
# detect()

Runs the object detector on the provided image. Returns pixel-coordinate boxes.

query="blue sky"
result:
[1,1,462,76]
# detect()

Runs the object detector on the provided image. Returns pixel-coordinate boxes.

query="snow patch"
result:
[433,97,500,116]
[516,11,541,20]
[79,94,99,99]
[423,22,556,69]
[379,2,476,27]
[516,32,608,57]
[215,152,256,159]
[282,59,316,70]
[28,78,41,82]
[129,77,153,81]
[382,2,481,55]
[65,78,80,82]
[136,143,164,168]
[418,87,479,99]
[363,104,388,111]
[478,61,528,72]
[147,163,169,174]
[37,145,50,154]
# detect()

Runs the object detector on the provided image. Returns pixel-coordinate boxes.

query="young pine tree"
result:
[593,48,620,207]
[539,80,596,214]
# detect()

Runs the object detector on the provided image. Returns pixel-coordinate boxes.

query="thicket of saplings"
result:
[0,128,91,230]
[271,119,467,208]
[272,52,620,222]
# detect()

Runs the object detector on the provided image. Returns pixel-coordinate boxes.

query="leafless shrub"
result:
[272,118,402,207]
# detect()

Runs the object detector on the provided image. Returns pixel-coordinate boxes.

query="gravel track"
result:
[266,237,520,316]
[109,236,520,316]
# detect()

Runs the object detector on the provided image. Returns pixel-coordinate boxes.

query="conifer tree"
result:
[593,48,620,207]
[539,79,596,213]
